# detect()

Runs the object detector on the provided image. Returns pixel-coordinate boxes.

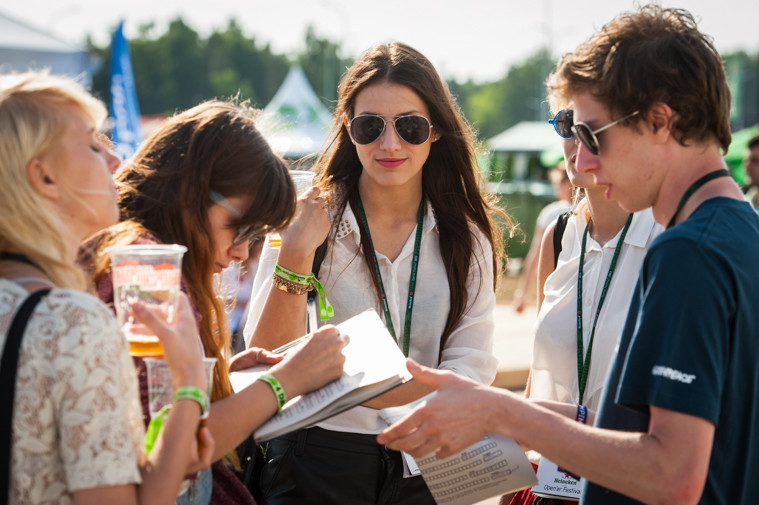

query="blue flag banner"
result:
[110,22,141,161]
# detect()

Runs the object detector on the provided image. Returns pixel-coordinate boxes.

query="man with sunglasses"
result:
[379,5,759,505]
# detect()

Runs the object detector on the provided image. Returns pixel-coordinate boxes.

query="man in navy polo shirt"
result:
[378,5,759,504]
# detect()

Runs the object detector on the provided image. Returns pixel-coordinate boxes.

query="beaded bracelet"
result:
[272,273,311,295]
[272,264,335,321]
[174,385,208,417]
[258,373,288,412]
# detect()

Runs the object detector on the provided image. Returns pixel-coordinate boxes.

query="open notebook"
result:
[230,309,411,442]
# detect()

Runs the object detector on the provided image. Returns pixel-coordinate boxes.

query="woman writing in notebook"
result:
[79,99,347,505]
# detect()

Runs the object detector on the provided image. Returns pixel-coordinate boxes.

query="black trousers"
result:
[258,427,436,505]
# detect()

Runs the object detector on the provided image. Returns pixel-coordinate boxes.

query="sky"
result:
[3,0,759,83]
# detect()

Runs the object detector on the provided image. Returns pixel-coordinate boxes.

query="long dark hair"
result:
[315,42,510,354]
[89,99,295,401]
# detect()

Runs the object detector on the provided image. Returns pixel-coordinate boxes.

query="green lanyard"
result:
[666,168,730,229]
[355,194,424,357]
[576,213,633,405]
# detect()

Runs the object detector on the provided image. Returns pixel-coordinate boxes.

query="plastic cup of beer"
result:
[268,170,316,249]
[290,170,316,194]
[107,244,187,357]
[144,357,217,419]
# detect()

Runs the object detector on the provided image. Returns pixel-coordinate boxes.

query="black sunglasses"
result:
[348,114,433,145]
[571,111,640,156]
[549,109,574,139]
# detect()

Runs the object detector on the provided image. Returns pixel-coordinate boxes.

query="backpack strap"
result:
[0,288,51,501]
[552,211,571,269]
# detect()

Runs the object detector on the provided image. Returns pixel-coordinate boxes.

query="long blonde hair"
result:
[0,71,107,289]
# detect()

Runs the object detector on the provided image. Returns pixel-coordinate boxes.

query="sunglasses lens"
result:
[557,110,574,138]
[350,115,385,145]
[233,225,253,246]
[550,110,574,139]
[394,116,431,145]
[572,124,600,156]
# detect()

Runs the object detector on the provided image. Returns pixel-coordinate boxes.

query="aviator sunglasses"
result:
[571,110,640,156]
[348,114,433,145]
[209,191,265,246]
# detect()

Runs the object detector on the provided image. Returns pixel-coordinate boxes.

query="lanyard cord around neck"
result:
[0,252,39,269]
[576,213,633,405]
[355,193,424,357]
[666,169,730,229]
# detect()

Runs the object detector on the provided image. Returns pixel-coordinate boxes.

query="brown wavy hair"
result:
[547,4,731,152]
[314,42,511,356]
[86,99,295,402]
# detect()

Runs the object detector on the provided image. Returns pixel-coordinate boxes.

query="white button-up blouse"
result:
[530,207,662,412]
[245,200,498,433]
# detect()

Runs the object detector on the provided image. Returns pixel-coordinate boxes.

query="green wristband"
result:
[274,264,312,286]
[274,264,333,321]
[145,405,170,455]
[258,373,287,412]
[173,386,208,417]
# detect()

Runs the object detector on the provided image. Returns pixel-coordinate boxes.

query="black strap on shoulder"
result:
[552,211,571,269]
[0,289,51,501]
[311,239,328,280]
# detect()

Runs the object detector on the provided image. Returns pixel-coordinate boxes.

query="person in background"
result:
[79,99,347,505]
[0,70,214,505]
[743,133,759,210]
[379,6,759,504]
[512,162,572,313]
[505,106,662,505]
[244,42,510,504]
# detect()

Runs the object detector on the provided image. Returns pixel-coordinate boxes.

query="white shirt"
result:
[536,199,572,229]
[1,280,144,505]
[245,201,498,433]
[530,208,662,412]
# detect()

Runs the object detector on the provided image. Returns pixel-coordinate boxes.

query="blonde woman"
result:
[0,71,212,505]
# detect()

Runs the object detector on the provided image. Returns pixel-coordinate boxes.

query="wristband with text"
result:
[258,373,287,412]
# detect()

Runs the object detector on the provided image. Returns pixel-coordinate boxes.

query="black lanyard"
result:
[355,194,424,357]
[576,213,633,405]
[666,169,730,229]
[0,252,39,269]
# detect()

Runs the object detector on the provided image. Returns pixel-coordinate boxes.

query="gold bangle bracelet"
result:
[271,273,311,295]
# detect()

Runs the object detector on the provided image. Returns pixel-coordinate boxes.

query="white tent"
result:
[261,66,332,160]
[487,121,558,181]
[0,11,95,85]
[487,121,557,153]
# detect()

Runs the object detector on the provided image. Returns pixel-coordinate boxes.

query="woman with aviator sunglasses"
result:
[79,99,348,505]
[502,106,661,505]
[244,42,511,505]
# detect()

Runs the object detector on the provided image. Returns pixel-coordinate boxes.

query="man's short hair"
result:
[547,4,731,152]
[748,134,759,151]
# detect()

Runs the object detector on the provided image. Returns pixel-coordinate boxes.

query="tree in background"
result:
[451,49,554,140]
[89,21,757,145]
[298,26,353,107]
